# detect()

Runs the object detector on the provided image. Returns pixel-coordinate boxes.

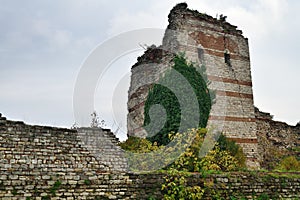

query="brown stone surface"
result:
[209,116,256,122]
[208,75,252,86]
[228,138,258,144]
[215,90,253,99]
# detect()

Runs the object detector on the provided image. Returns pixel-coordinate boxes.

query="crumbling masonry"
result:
[128,3,260,168]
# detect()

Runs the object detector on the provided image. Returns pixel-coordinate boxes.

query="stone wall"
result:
[255,108,300,168]
[127,3,259,168]
[77,128,128,172]
[0,114,127,173]
[128,172,300,199]
[0,113,129,199]
[0,114,299,199]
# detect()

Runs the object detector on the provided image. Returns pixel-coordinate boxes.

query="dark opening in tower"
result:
[198,47,204,63]
[224,51,231,67]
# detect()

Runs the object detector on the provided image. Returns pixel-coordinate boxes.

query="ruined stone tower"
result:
[127,3,259,168]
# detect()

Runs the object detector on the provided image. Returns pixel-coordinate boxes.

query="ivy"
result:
[144,53,214,145]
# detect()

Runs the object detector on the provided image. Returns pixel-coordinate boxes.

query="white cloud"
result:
[107,6,167,36]
[32,19,51,37]
[52,30,73,48]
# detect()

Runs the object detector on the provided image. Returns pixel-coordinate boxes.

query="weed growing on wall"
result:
[166,128,206,172]
[119,136,160,153]
[50,180,61,196]
[276,156,300,171]
[216,134,246,170]
[90,111,106,128]
[162,168,205,200]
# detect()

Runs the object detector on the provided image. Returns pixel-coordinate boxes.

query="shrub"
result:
[200,146,238,171]
[120,130,246,173]
[217,134,246,169]
[162,168,204,200]
[263,145,286,170]
[119,136,163,171]
[276,156,300,171]
[167,128,207,172]
[198,134,246,171]
[119,136,159,153]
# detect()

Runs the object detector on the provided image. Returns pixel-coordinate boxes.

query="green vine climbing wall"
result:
[144,53,214,145]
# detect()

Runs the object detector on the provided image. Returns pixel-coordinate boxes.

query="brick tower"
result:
[127,3,259,168]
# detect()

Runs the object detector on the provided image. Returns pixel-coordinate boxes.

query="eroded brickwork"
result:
[255,108,300,166]
[127,3,259,168]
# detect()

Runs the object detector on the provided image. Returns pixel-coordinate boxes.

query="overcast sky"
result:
[0,0,299,140]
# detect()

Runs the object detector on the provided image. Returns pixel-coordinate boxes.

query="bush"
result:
[200,146,239,171]
[119,136,159,153]
[262,145,286,170]
[217,134,246,169]
[276,156,300,171]
[120,130,246,172]
[162,168,204,200]
[165,129,245,172]
[167,128,207,172]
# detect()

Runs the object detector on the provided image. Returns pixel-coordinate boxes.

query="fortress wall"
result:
[255,108,300,166]
[0,112,299,199]
[0,113,127,179]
